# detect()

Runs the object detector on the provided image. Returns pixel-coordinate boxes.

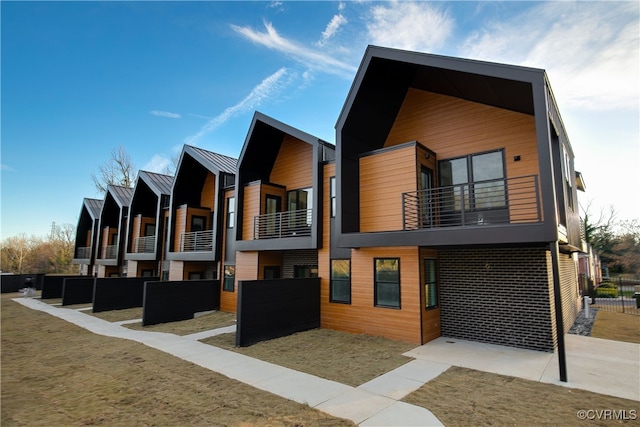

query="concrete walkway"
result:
[14,298,444,426]
[13,297,639,427]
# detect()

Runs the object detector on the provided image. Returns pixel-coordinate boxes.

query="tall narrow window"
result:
[223,265,235,292]
[226,197,235,228]
[330,259,351,304]
[374,258,400,308]
[424,259,438,309]
[562,145,574,211]
[330,177,336,218]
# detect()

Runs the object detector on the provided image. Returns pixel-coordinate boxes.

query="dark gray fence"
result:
[62,277,96,306]
[93,277,159,313]
[236,278,320,347]
[42,275,81,299]
[142,280,220,326]
[1,274,44,293]
[590,277,640,315]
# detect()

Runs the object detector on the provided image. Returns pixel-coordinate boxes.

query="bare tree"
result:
[1,234,34,274]
[92,146,136,193]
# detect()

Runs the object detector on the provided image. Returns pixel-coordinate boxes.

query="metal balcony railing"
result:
[403,175,541,230]
[76,246,91,259]
[253,209,312,240]
[102,245,118,259]
[180,230,213,252]
[134,235,156,253]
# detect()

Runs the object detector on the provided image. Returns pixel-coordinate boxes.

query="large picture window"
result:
[374,258,400,308]
[439,150,506,211]
[330,259,351,304]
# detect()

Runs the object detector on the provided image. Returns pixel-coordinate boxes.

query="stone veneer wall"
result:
[439,247,556,352]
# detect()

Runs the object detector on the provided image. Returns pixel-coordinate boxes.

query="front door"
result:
[420,166,434,228]
[421,253,441,344]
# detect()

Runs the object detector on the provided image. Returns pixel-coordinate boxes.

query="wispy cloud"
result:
[460,2,639,111]
[366,1,454,52]
[316,14,348,47]
[142,154,172,174]
[1,164,16,172]
[230,21,357,77]
[184,67,291,145]
[150,110,181,119]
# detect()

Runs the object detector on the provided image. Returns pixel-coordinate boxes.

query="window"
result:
[439,150,506,211]
[424,259,438,309]
[562,145,574,211]
[330,259,351,304]
[223,265,235,292]
[287,188,313,227]
[226,197,235,228]
[188,272,204,280]
[144,223,156,236]
[191,216,206,232]
[294,265,318,278]
[374,258,400,308]
[141,269,155,277]
[330,177,336,218]
[264,266,280,280]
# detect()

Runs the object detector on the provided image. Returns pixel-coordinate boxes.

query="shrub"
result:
[598,282,617,289]
[595,287,618,298]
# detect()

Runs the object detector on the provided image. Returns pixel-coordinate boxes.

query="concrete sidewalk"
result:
[14,297,444,426]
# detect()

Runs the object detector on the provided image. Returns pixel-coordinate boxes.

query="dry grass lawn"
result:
[202,330,415,387]
[5,292,639,426]
[88,307,142,322]
[591,311,640,344]
[1,294,353,426]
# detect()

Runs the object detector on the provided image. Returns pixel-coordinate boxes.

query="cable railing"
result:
[134,235,156,253]
[253,208,312,239]
[180,230,213,252]
[403,175,541,230]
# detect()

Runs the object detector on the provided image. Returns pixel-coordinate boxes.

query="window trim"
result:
[226,197,235,228]
[424,258,438,310]
[223,265,235,292]
[374,258,401,309]
[330,259,351,304]
[330,176,336,218]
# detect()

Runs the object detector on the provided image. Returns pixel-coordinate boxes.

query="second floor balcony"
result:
[180,230,213,252]
[402,175,541,230]
[76,246,91,259]
[102,245,118,259]
[134,235,156,253]
[253,209,312,240]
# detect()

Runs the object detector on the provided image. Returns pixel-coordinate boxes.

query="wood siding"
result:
[200,173,216,210]
[131,215,142,252]
[173,206,187,252]
[318,164,334,317]
[258,251,284,280]
[242,184,261,240]
[236,251,259,283]
[168,260,184,281]
[321,246,423,344]
[269,135,313,189]
[220,189,237,313]
[360,145,418,232]
[385,89,539,181]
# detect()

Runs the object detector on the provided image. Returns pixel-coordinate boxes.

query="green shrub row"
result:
[595,287,618,298]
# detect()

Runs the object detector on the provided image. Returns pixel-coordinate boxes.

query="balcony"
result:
[403,175,541,230]
[102,245,118,259]
[180,230,213,252]
[134,235,156,253]
[253,209,312,240]
[76,247,91,259]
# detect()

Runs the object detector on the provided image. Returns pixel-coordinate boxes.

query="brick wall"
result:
[439,247,556,352]
[282,250,318,278]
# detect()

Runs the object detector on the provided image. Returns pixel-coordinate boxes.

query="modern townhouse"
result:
[124,170,173,278]
[165,145,237,282]
[94,185,133,278]
[71,198,103,276]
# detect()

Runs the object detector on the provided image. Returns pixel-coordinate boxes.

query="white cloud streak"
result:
[230,21,357,77]
[150,110,181,119]
[184,67,291,145]
[317,14,348,47]
[459,1,639,111]
[142,154,172,174]
[366,1,454,52]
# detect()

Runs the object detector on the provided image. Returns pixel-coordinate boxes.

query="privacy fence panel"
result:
[62,277,96,306]
[1,274,44,293]
[93,277,159,313]
[42,275,81,299]
[142,280,220,326]
[236,278,320,347]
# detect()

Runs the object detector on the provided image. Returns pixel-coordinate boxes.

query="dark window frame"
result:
[190,215,207,232]
[330,259,351,304]
[330,176,336,218]
[424,258,438,310]
[223,265,235,292]
[294,265,318,278]
[374,258,401,309]
[226,197,235,228]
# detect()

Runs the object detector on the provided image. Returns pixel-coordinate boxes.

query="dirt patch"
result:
[403,366,640,426]
[202,329,415,387]
[1,294,353,426]
[124,311,237,335]
[591,311,640,344]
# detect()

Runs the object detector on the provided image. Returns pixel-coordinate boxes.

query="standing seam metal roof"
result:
[137,170,174,196]
[184,145,238,174]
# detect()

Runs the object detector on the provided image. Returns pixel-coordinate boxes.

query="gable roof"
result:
[106,185,134,208]
[137,170,173,196]
[183,145,237,175]
[83,198,103,219]
[336,45,547,150]
[238,111,335,184]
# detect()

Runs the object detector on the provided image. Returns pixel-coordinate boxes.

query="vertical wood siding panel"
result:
[200,173,216,210]
[269,136,313,189]
[173,206,187,252]
[242,185,261,240]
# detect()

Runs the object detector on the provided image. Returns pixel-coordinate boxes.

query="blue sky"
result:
[1,1,638,239]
